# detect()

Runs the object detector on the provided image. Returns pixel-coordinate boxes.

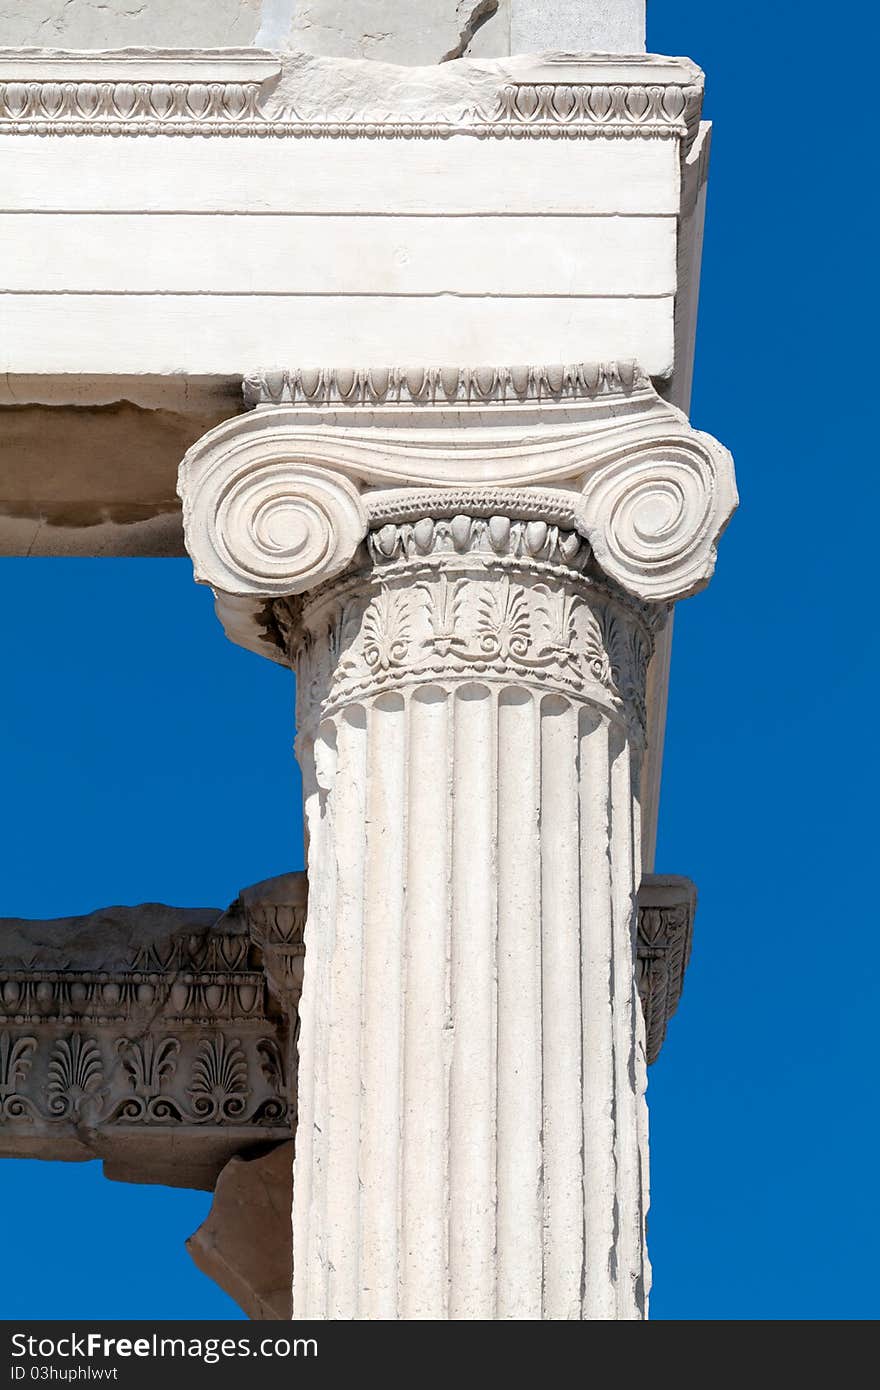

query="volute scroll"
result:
[179,437,367,599]
[575,431,737,603]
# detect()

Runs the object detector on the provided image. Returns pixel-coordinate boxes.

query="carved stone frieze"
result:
[0,888,302,1190]
[0,75,264,128]
[0,51,702,145]
[487,78,701,141]
[636,875,696,1065]
[0,1021,287,1189]
[239,873,307,1017]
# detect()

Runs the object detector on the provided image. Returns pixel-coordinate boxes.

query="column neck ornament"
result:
[178,360,736,664]
[274,509,659,749]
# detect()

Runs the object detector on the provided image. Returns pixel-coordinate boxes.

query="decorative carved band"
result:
[279,522,657,742]
[364,487,582,530]
[239,873,307,1017]
[0,63,701,143]
[243,362,650,409]
[0,79,262,127]
[636,876,696,1065]
[0,1029,282,1128]
[365,513,591,568]
[491,81,700,138]
[0,934,263,1028]
[0,882,306,1190]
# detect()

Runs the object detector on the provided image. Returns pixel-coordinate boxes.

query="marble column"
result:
[278,514,656,1319]
[178,361,736,1320]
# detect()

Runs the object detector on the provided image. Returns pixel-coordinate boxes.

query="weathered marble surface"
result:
[187,1141,294,1320]
[186,869,689,1319]
[186,862,687,1317]
[0,881,305,1189]
[0,1,645,63]
[0,47,702,382]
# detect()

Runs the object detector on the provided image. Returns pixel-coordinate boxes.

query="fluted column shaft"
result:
[276,512,659,1320]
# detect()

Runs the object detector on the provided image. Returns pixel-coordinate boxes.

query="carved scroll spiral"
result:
[180,444,367,599]
[576,438,737,603]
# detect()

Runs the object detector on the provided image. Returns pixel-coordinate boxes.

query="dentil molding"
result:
[178,359,736,662]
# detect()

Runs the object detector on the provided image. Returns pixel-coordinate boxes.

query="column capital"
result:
[178,360,736,662]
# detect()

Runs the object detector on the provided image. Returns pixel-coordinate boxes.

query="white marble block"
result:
[0,48,705,389]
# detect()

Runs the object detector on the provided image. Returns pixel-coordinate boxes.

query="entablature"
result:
[0,46,707,382]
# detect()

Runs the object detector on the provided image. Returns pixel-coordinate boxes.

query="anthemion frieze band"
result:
[0,2,736,1322]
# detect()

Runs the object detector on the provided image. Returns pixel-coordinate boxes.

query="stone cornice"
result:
[0,48,702,145]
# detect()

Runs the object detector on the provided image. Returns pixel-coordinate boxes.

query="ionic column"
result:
[177,361,736,1321]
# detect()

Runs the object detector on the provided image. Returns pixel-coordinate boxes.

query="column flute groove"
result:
[540,694,584,1320]
[323,705,368,1317]
[400,685,450,1319]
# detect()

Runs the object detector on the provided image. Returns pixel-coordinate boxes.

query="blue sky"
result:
[1,0,878,1319]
